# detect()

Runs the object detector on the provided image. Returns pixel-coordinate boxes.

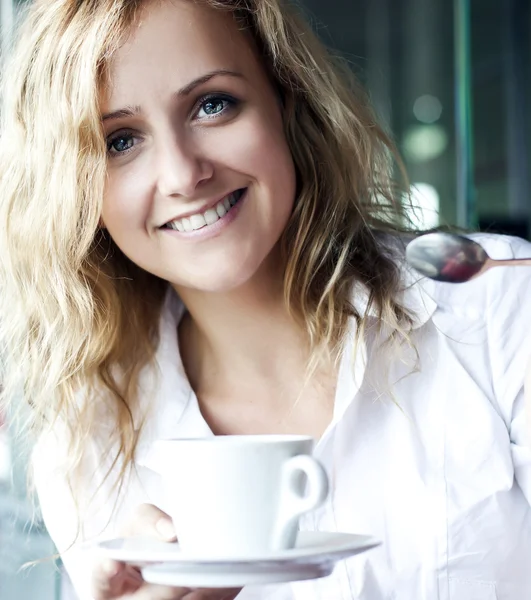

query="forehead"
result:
[102,0,257,106]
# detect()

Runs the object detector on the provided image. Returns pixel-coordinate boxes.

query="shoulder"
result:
[419,233,531,319]
[414,234,531,403]
[403,233,531,429]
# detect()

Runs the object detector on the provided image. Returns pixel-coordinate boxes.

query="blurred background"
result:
[301,0,531,237]
[1,0,530,598]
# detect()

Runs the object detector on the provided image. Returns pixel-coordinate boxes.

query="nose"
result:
[156,135,213,198]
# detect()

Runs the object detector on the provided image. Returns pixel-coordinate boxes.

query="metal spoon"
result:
[405,232,531,283]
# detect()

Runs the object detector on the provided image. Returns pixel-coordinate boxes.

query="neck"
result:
[174,257,311,393]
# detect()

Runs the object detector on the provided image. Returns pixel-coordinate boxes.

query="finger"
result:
[91,559,142,599]
[120,503,177,541]
[132,583,192,599]
[91,558,123,599]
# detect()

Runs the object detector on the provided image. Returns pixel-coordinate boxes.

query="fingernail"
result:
[102,559,120,577]
[156,517,177,541]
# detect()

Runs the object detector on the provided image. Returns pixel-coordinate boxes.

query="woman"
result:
[1,0,530,599]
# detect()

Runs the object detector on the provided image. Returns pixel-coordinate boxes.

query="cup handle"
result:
[272,455,329,551]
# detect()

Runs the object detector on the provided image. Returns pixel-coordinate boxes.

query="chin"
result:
[174,264,264,295]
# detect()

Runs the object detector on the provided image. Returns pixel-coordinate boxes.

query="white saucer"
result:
[94,531,379,587]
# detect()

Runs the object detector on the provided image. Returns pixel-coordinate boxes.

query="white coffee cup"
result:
[153,435,329,558]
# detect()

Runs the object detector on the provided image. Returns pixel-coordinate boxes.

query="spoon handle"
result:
[492,258,531,267]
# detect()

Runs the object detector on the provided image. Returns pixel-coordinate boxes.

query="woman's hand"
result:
[91,503,242,600]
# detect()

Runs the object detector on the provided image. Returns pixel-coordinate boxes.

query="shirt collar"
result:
[135,290,211,467]
[351,262,438,330]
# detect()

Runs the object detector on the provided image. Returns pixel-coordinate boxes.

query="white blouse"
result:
[33,234,531,600]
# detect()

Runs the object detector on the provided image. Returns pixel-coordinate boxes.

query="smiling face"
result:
[100,0,296,293]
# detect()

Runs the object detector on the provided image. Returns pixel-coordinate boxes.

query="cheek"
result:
[216,110,295,193]
[102,168,151,230]
[248,121,297,216]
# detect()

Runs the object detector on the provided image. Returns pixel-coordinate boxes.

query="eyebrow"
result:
[101,69,244,123]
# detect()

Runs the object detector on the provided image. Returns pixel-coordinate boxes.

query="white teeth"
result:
[165,190,243,232]
[190,214,206,230]
[204,208,219,225]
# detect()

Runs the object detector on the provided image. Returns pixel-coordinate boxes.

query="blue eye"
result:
[107,132,137,156]
[196,95,237,119]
